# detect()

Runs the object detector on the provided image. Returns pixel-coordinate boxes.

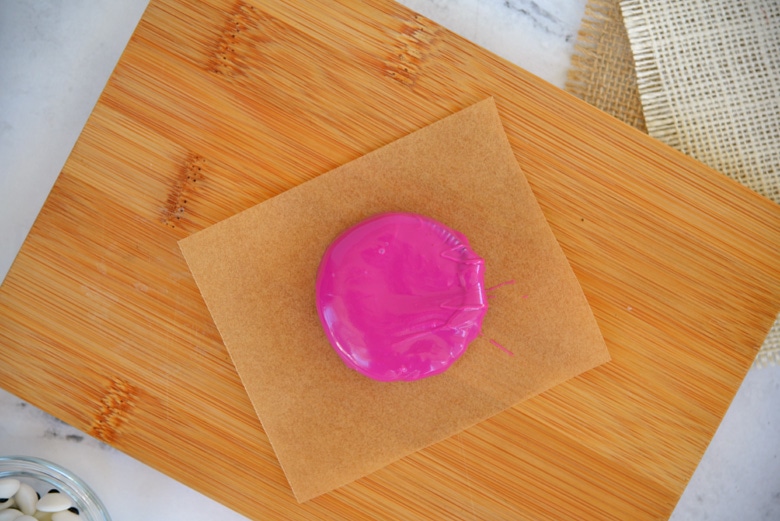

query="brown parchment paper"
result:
[178,98,610,502]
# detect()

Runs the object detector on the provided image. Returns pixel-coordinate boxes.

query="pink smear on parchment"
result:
[489,339,514,356]
[315,213,488,382]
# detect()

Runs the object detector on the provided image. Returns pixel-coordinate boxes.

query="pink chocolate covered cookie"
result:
[315,213,488,381]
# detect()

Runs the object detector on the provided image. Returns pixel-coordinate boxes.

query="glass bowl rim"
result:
[0,455,111,520]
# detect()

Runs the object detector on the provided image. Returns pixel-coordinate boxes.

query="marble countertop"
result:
[1,1,777,519]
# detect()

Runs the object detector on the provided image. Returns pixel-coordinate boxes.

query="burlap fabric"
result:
[566,0,779,367]
[565,0,646,131]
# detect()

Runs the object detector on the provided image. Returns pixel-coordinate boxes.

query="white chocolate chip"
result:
[0,480,20,501]
[0,509,23,521]
[0,498,16,512]
[33,494,71,514]
[51,513,80,521]
[13,484,36,516]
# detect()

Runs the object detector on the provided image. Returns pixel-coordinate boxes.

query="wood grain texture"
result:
[1,0,779,518]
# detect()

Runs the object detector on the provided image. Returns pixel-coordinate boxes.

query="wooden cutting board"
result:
[1,0,779,518]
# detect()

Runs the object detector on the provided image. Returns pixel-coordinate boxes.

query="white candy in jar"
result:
[0,480,20,500]
[0,485,81,521]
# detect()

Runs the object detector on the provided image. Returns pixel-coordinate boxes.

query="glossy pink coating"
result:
[315,213,488,382]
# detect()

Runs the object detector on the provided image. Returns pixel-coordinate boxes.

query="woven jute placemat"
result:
[565,0,646,132]
[566,0,779,367]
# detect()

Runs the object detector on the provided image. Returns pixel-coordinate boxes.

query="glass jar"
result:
[0,456,110,521]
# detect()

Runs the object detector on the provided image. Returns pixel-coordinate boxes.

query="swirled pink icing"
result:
[315,213,488,382]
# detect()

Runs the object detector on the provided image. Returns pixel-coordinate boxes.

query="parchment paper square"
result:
[179,98,610,501]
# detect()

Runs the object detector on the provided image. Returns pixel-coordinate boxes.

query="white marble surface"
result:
[0,1,777,520]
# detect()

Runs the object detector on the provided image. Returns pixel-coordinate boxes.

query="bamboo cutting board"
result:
[1,0,779,519]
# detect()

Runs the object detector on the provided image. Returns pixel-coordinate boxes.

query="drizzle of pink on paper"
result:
[486,279,515,292]
[315,213,488,382]
[489,339,514,356]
